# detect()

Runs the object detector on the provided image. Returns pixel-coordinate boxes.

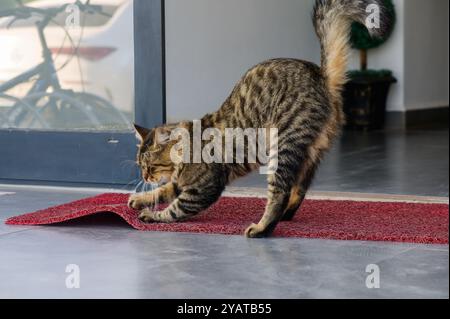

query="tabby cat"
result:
[128,0,393,238]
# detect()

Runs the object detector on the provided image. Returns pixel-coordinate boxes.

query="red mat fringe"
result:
[5,193,449,244]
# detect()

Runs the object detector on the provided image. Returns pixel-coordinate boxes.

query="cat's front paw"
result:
[138,209,155,223]
[244,223,268,238]
[128,194,148,210]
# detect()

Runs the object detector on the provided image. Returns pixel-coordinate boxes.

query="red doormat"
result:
[5,193,449,244]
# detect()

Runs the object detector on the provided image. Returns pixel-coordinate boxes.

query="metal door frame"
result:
[0,0,165,186]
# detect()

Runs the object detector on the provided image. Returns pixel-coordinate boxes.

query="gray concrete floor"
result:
[0,128,448,299]
[235,128,450,197]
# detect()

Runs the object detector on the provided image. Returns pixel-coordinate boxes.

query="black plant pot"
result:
[343,75,397,131]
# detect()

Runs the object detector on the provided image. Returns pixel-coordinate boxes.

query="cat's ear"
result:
[134,124,151,142]
[155,127,172,145]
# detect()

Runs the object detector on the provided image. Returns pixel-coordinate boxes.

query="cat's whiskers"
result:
[134,180,144,194]
[151,183,160,212]
[121,177,140,191]
[120,160,138,170]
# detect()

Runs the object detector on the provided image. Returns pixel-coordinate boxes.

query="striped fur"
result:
[129,0,393,238]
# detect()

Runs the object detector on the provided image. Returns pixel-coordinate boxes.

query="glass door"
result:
[0,0,165,186]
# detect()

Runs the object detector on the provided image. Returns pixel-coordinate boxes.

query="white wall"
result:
[403,0,449,111]
[350,0,450,112]
[165,0,319,122]
[349,0,405,111]
[165,0,449,120]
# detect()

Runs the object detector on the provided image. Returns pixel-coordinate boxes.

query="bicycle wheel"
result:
[75,92,133,131]
[15,91,101,130]
[14,91,131,131]
[0,93,50,129]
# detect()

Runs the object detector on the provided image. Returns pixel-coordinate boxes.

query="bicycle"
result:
[0,0,132,131]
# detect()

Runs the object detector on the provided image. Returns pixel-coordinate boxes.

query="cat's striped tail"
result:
[313,0,394,103]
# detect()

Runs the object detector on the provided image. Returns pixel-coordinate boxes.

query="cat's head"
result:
[134,124,179,185]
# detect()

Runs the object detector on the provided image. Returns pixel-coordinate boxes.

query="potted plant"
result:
[343,0,397,130]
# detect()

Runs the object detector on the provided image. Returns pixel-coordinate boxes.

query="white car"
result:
[0,0,134,117]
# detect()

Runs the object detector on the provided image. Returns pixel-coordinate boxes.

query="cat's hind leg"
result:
[281,161,318,221]
[281,185,305,222]
[245,156,301,237]
[244,188,291,238]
